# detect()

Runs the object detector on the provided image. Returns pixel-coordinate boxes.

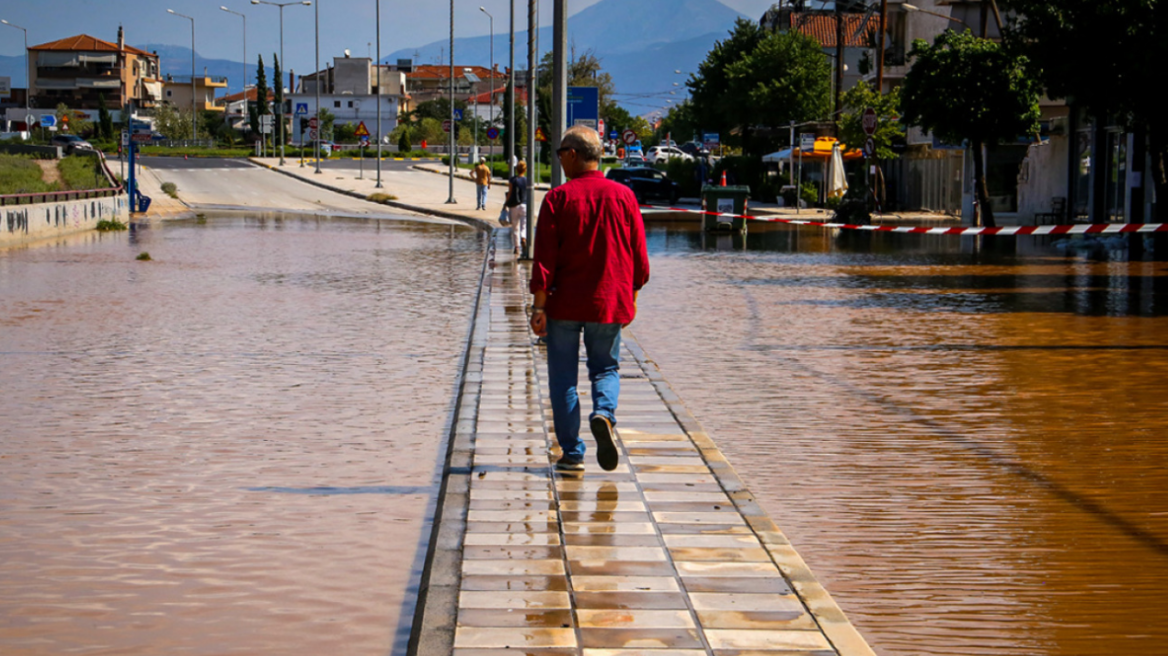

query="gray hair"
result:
[560,125,603,162]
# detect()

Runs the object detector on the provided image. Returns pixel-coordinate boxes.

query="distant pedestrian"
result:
[529,126,650,472]
[474,157,491,210]
[506,160,529,255]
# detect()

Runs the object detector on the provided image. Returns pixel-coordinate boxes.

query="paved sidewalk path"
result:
[414,231,874,656]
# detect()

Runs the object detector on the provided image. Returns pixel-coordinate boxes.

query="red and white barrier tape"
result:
[640,204,1168,237]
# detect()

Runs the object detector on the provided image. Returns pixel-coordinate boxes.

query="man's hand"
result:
[530,311,547,337]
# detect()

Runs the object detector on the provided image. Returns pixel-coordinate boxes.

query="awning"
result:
[79,53,118,65]
[38,52,82,67]
[143,80,163,99]
[767,137,863,163]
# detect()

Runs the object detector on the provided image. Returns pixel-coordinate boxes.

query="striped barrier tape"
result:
[639,204,1168,237]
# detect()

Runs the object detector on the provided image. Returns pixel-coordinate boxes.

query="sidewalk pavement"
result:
[131,162,195,220]
[249,157,541,230]
[411,230,876,656]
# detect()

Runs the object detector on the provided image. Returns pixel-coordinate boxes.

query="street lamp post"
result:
[446,0,456,204]
[1,20,29,128]
[251,0,311,166]
[480,7,493,159]
[314,0,321,173]
[219,6,246,109]
[375,0,382,188]
[507,0,515,177]
[167,9,198,142]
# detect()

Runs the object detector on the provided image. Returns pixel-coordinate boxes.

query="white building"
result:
[289,54,404,144]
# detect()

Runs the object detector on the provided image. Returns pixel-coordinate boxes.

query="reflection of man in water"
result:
[528,126,650,472]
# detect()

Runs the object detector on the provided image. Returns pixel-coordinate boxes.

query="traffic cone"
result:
[184,154,188,161]
[720,170,727,187]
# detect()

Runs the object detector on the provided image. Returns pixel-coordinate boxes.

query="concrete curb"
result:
[622,334,878,656]
[247,158,498,232]
[406,227,496,656]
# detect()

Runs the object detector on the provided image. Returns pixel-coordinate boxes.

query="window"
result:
[334,100,341,108]
[347,101,353,108]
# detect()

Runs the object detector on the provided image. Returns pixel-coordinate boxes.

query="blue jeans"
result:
[545,320,622,461]
[477,184,488,208]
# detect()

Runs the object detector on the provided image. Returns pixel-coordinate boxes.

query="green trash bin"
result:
[701,185,750,232]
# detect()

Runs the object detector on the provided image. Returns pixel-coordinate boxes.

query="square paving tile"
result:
[573,591,690,610]
[666,547,771,562]
[662,535,762,549]
[578,628,703,650]
[563,534,664,547]
[680,577,793,595]
[701,629,832,651]
[558,500,648,513]
[580,650,705,656]
[460,590,572,609]
[463,559,565,576]
[460,575,569,592]
[464,545,564,560]
[675,562,783,578]
[687,593,806,613]
[569,560,677,577]
[457,609,575,628]
[570,576,680,592]
[653,512,746,525]
[576,609,695,629]
[564,546,667,562]
[562,522,657,535]
[453,627,576,649]
[464,533,561,546]
[694,610,817,631]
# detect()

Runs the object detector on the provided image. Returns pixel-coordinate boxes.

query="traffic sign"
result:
[359,136,370,147]
[131,133,153,143]
[621,129,637,145]
[354,121,370,137]
[40,115,57,128]
[453,109,463,121]
[598,119,605,138]
[308,117,319,130]
[800,133,816,151]
[442,119,452,134]
[535,127,548,142]
[308,129,318,141]
[295,102,309,116]
[609,131,619,140]
[120,131,129,146]
[862,108,878,136]
[486,127,500,141]
[864,137,876,157]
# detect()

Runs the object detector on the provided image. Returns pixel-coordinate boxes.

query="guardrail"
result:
[0,151,123,207]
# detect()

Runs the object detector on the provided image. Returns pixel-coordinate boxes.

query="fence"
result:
[887,151,964,216]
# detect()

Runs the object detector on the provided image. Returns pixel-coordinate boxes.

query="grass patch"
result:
[96,219,128,231]
[58,155,112,191]
[137,146,253,158]
[0,153,55,194]
[367,192,398,203]
[136,252,152,261]
[161,182,178,198]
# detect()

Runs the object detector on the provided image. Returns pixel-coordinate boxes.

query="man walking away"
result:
[528,126,650,472]
[474,157,492,210]
[506,160,529,255]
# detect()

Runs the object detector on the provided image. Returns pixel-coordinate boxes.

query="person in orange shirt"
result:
[473,157,492,210]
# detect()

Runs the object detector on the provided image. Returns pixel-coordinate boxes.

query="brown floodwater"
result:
[632,222,1168,656]
[0,214,485,655]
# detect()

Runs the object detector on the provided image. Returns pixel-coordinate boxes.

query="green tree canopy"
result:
[688,19,830,155]
[272,53,284,145]
[901,30,1040,226]
[1003,0,1167,220]
[837,82,903,160]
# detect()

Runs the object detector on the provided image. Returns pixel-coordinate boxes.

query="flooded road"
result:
[632,222,1168,656]
[0,215,485,655]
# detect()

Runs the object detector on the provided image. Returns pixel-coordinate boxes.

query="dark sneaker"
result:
[555,457,585,472]
[590,415,619,471]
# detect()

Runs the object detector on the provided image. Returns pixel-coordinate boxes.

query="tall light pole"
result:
[251,0,311,166]
[1,20,29,127]
[375,0,382,188]
[479,6,493,159]
[550,0,566,188]
[219,7,246,105]
[446,0,456,204]
[314,0,321,173]
[167,9,197,142]
[507,0,515,177]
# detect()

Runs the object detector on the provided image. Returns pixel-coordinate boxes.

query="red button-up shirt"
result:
[529,170,650,324]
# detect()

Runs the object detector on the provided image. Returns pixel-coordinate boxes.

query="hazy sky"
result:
[0,0,777,74]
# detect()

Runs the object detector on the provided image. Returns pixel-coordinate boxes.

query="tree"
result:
[1004,0,1168,220]
[688,20,830,155]
[97,94,114,141]
[250,54,270,136]
[655,101,699,146]
[838,82,903,161]
[154,104,206,141]
[901,30,1040,227]
[272,53,284,146]
[55,104,94,138]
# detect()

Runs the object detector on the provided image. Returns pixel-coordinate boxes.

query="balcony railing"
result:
[164,75,230,85]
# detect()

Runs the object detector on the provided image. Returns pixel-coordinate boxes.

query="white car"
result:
[645,145,692,164]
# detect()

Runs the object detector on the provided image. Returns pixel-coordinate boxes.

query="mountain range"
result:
[1,0,749,114]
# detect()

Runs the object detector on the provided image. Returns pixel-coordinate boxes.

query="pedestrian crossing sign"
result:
[354,122,370,137]
[295,103,309,116]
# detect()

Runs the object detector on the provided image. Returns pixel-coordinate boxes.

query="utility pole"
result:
[524,0,537,258]
[834,1,844,121]
[876,0,887,92]
[508,0,515,177]
[550,0,567,188]
[446,0,457,203]
[375,0,382,187]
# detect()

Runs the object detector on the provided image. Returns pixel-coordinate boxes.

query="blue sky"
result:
[0,0,776,76]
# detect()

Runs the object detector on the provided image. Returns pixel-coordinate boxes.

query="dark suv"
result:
[605,167,679,204]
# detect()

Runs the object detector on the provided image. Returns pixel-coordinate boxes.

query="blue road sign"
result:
[487,127,500,141]
[609,131,619,140]
[295,103,309,116]
[40,115,57,128]
[453,108,464,121]
[567,86,599,130]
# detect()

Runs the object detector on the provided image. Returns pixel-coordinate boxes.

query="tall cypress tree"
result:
[272,53,283,145]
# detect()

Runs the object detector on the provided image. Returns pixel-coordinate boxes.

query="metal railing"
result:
[0,151,123,206]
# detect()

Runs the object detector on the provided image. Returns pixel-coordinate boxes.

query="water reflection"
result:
[634,221,1168,656]
[0,214,484,656]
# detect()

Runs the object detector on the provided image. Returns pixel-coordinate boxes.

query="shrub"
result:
[96,219,128,231]
[161,182,178,198]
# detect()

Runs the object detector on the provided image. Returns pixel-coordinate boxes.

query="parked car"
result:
[623,154,647,168]
[605,167,680,204]
[51,134,94,153]
[645,145,692,164]
[680,141,710,158]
